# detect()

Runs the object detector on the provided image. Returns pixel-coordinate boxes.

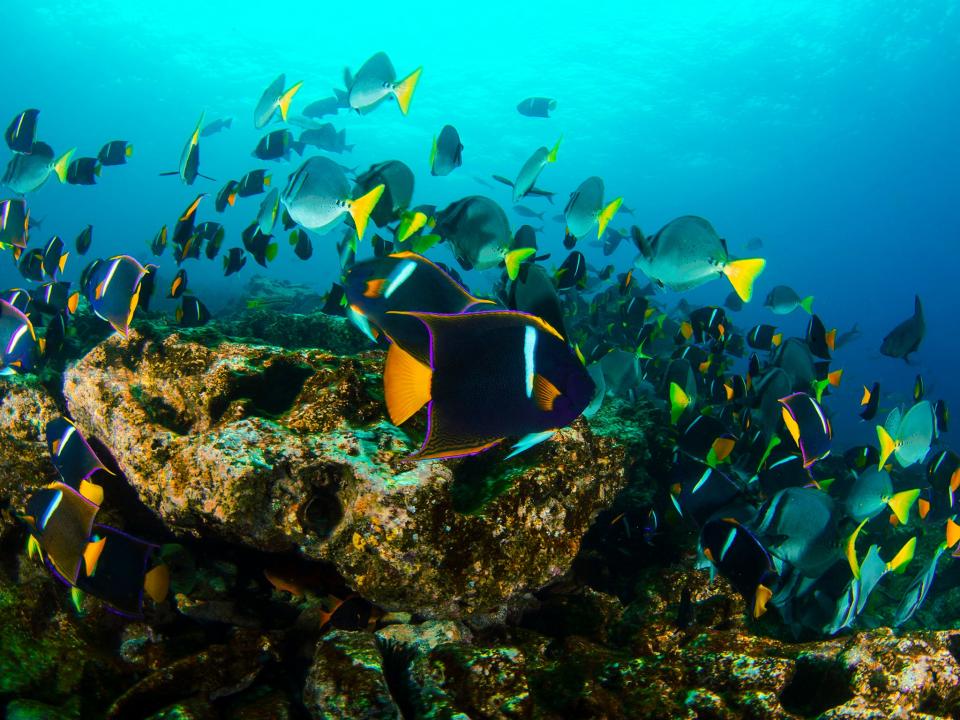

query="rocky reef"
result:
[2,305,960,718]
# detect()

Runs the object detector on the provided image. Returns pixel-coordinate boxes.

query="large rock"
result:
[0,374,60,522]
[62,329,630,617]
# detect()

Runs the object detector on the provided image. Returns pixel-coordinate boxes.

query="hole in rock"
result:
[210,359,314,423]
[779,655,854,717]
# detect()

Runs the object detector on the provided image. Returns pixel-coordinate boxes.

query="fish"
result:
[241,222,278,267]
[257,188,281,235]
[430,124,463,177]
[176,296,211,327]
[433,196,533,280]
[746,324,781,351]
[754,486,839,578]
[290,228,313,260]
[42,235,69,279]
[517,97,557,118]
[893,523,959,626]
[254,73,303,129]
[281,156,384,242]
[513,205,543,220]
[45,417,110,491]
[860,382,880,421]
[2,141,74,194]
[353,161,414,228]
[97,140,133,166]
[74,225,93,255]
[701,518,777,618]
[724,291,744,312]
[253,129,304,161]
[511,137,561,203]
[215,180,239,212]
[834,323,861,350]
[880,295,924,362]
[19,249,46,282]
[169,268,187,299]
[344,251,493,358]
[22,481,101,584]
[196,222,225,259]
[382,310,594,459]
[347,52,422,115]
[5,109,40,153]
[555,250,587,291]
[0,198,30,249]
[298,124,353,153]
[491,175,556,204]
[845,467,919,524]
[0,300,40,375]
[158,113,211,185]
[803,315,835,361]
[670,460,742,528]
[564,176,621,240]
[200,117,233,136]
[877,400,935,469]
[302,96,343,119]
[633,217,766,302]
[236,169,271,197]
[509,263,566,341]
[223,247,247,276]
[935,399,949,435]
[65,157,101,185]
[73,523,169,617]
[86,255,148,335]
[150,226,168,257]
[31,281,79,316]
[764,285,813,315]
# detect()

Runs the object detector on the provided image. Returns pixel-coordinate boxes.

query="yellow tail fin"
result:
[860,385,871,406]
[394,67,423,115]
[723,258,766,302]
[846,518,868,579]
[886,536,916,574]
[887,488,920,525]
[546,135,562,163]
[800,295,815,314]
[126,144,134,157]
[384,342,432,425]
[669,382,689,425]
[278,81,303,121]
[348,184,385,243]
[876,425,898,470]
[597,197,623,238]
[53,148,76,183]
[504,247,536,281]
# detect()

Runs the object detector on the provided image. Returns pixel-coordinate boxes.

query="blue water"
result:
[3,0,959,446]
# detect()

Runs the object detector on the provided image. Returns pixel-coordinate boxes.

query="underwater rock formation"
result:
[0,375,59,529]
[62,328,628,618]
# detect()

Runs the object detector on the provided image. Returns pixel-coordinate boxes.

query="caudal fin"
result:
[278,81,303,121]
[669,382,689,425]
[876,424,898,469]
[597,197,622,238]
[504,247,536,281]
[886,536,916,574]
[347,184,384,243]
[800,295,815,314]
[53,148,76,183]
[723,258,766,302]
[546,135,562,163]
[887,488,920,525]
[393,67,423,115]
